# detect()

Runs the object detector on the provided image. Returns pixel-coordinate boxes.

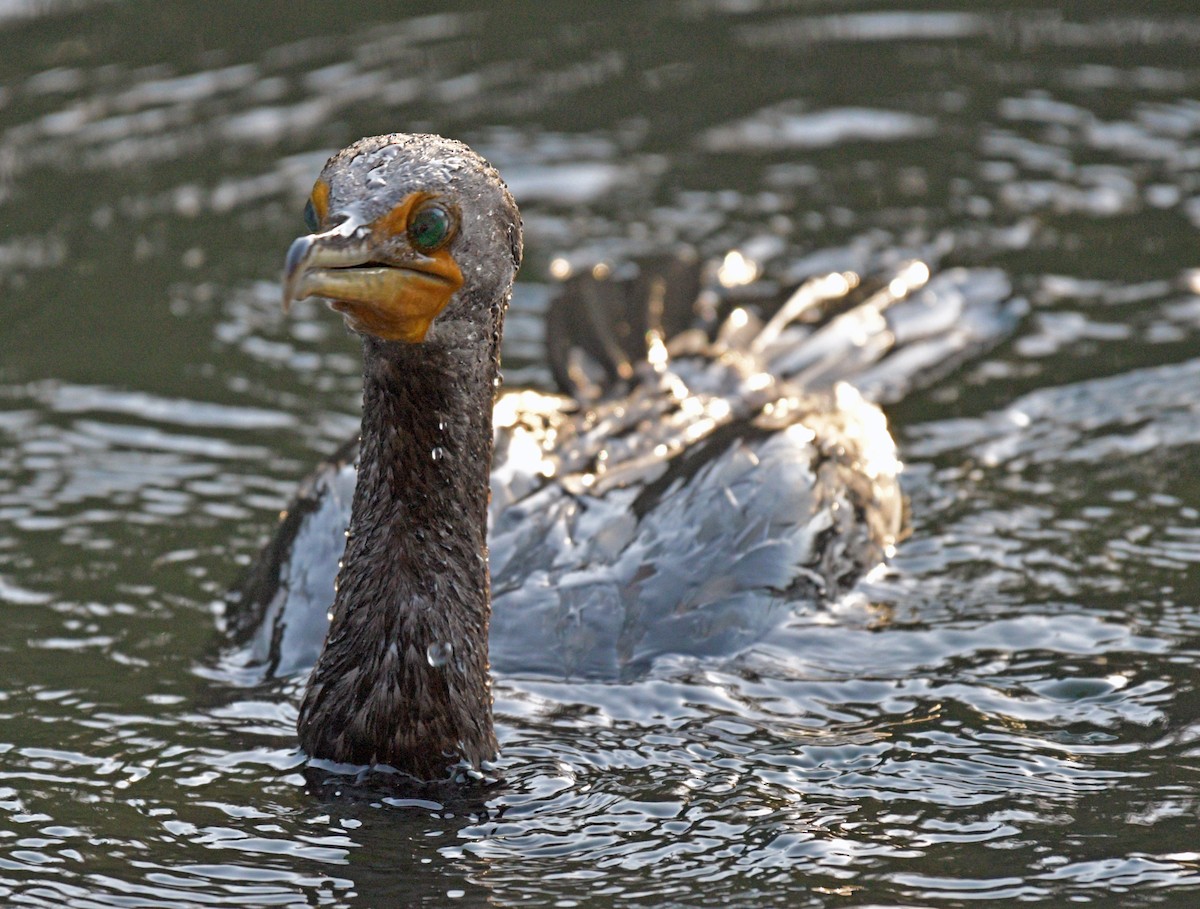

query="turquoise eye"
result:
[409,204,452,252]
[303,199,320,233]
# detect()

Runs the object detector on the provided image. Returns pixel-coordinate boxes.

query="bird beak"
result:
[281,207,464,344]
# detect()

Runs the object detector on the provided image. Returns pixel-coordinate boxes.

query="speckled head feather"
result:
[320,133,521,272]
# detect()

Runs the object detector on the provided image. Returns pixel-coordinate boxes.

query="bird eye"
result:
[303,198,320,233]
[408,204,453,252]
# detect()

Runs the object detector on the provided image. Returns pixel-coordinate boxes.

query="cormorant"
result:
[232,133,1014,783]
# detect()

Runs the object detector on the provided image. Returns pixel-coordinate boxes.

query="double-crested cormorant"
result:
[247,133,1014,783]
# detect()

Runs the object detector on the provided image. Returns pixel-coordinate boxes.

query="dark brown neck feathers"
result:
[297,330,498,780]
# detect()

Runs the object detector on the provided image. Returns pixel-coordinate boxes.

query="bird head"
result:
[282,133,522,344]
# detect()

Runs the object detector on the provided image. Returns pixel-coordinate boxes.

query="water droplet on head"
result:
[426,641,453,667]
[365,145,399,167]
[366,161,390,188]
[431,446,446,461]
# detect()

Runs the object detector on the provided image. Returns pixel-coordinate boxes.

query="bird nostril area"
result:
[325,211,365,238]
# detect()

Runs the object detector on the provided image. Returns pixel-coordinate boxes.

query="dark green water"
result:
[2,2,1199,906]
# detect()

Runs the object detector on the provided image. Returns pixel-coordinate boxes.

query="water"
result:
[2,2,1199,906]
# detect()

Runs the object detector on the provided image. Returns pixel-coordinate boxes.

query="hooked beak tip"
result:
[282,234,316,312]
[280,215,369,313]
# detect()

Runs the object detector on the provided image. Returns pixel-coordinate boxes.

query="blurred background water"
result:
[1,1,1199,906]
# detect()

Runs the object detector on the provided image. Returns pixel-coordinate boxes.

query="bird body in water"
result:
[235,133,1016,784]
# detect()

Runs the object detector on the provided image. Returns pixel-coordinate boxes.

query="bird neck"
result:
[297,329,499,781]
